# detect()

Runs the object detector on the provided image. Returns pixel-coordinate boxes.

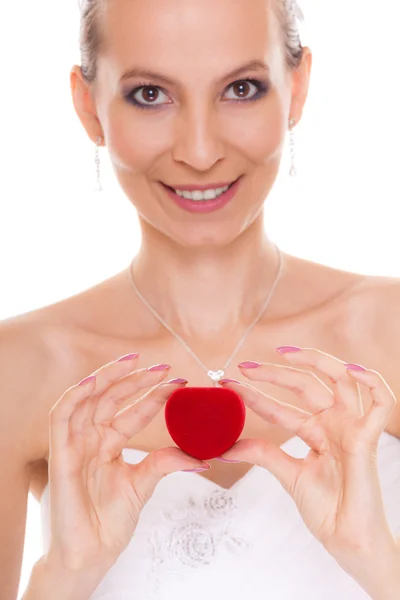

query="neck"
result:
[130,214,285,342]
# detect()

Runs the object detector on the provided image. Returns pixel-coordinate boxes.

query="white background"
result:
[0,0,399,597]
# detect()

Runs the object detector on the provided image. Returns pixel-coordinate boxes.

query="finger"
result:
[218,437,303,495]
[68,354,142,434]
[218,379,317,441]
[90,353,143,395]
[128,446,211,505]
[91,367,173,426]
[71,360,171,435]
[276,347,364,416]
[49,376,97,456]
[101,379,189,458]
[346,368,397,443]
[238,361,334,412]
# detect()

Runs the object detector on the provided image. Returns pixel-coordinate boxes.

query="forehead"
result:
[99,0,283,80]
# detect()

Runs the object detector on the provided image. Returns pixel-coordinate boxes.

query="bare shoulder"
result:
[368,273,400,315]
[293,260,400,438]
[344,273,400,437]
[0,313,68,466]
[0,271,134,466]
[345,273,400,337]
[0,304,105,464]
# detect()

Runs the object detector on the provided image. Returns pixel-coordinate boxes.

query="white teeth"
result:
[174,185,230,201]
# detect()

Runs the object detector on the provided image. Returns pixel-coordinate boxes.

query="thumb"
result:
[130,446,210,502]
[220,438,302,494]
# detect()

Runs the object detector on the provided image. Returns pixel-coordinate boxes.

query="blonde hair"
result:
[78,0,304,84]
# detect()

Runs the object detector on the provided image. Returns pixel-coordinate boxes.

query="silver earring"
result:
[94,136,103,192]
[288,118,297,177]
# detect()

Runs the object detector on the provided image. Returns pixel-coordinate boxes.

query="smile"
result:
[159,176,243,214]
[164,181,236,201]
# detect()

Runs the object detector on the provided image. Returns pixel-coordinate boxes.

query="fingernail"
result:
[166,378,188,384]
[345,364,367,372]
[238,361,261,368]
[276,346,302,354]
[117,353,140,362]
[146,364,171,372]
[181,463,211,472]
[78,375,96,386]
[219,378,241,384]
[215,457,241,463]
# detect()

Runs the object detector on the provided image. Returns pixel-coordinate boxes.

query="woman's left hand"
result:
[218,347,399,565]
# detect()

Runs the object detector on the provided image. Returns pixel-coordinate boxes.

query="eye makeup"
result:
[122,78,270,110]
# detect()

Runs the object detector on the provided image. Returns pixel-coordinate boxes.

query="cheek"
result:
[102,99,286,170]
[104,105,170,171]
[230,109,285,164]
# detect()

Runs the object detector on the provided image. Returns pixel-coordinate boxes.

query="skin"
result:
[70,0,313,338]
[10,0,400,499]
[2,3,400,597]
[22,0,398,497]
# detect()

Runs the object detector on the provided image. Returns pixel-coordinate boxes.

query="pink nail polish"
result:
[117,353,140,362]
[78,375,96,386]
[215,457,241,463]
[276,346,302,354]
[219,378,241,384]
[238,361,260,369]
[345,364,367,372]
[146,364,171,372]
[166,378,188,384]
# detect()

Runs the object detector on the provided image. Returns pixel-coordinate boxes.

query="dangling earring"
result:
[94,136,103,192]
[288,118,297,177]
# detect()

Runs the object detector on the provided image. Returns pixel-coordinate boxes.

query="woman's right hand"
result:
[44,354,209,577]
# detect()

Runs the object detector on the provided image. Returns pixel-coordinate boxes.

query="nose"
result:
[172,104,225,172]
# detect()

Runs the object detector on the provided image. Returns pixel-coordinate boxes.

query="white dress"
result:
[40,431,400,599]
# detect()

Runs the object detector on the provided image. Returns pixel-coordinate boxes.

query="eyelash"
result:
[124,78,269,110]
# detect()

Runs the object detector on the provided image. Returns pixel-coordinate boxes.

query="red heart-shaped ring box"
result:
[165,386,246,461]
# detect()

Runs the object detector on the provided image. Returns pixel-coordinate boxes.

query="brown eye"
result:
[128,85,169,108]
[232,81,252,98]
[223,79,268,103]
[125,78,268,110]
[140,86,160,103]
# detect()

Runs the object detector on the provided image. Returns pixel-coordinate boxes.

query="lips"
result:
[159,175,243,214]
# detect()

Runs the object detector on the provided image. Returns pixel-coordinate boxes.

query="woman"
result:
[2,0,399,598]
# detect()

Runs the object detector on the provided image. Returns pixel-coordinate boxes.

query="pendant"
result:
[207,369,225,384]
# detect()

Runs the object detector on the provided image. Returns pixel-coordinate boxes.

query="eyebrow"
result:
[119,59,270,86]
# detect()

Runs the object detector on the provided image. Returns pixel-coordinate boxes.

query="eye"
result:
[128,85,170,108]
[223,79,268,102]
[125,78,269,110]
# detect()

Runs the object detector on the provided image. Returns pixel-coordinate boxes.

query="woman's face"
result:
[73,0,311,246]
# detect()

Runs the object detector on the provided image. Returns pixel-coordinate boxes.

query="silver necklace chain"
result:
[127,244,284,386]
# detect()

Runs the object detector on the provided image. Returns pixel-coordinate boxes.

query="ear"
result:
[70,65,105,146]
[290,46,313,124]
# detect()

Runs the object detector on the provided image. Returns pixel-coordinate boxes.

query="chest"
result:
[32,312,400,498]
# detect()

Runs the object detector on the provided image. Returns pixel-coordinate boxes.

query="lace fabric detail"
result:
[146,488,252,595]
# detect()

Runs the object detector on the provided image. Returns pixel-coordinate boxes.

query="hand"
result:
[45,354,208,576]
[218,347,398,561]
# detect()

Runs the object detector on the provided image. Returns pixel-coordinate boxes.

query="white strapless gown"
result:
[40,431,400,599]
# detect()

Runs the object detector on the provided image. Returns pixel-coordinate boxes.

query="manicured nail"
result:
[215,457,241,463]
[219,378,241,384]
[146,364,171,372]
[238,361,261,368]
[117,353,140,362]
[78,375,96,386]
[345,364,367,372]
[166,378,188,384]
[181,463,211,472]
[276,346,302,354]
